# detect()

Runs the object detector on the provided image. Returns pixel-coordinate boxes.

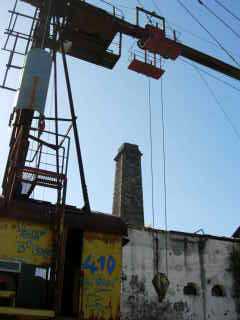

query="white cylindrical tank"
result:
[14,48,52,115]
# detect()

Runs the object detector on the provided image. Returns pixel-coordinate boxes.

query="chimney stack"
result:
[112,143,144,228]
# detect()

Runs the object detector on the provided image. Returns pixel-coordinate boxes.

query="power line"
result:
[176,0,240,67]
[191,63,240,142]
[150,0,239,60]
[154,0,211,46]
[165,23,220,48]
[180,58,240,93]
[120,0,238,56]
[150,0,216,46]
[213,0,240,24]
[198,0,240,40]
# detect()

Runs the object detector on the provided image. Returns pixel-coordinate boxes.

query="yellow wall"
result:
[0,218,52,266]
[81,232,122,320]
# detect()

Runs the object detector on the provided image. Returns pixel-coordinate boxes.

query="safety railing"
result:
[81,0,124,20]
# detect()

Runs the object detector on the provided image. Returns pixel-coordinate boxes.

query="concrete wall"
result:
[121,227,238,320]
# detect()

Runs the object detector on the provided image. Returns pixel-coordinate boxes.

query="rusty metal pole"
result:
[57,25,91,214]
[61,48,91,214]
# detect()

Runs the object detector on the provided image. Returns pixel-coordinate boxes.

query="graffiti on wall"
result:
[81,232,122,320]
[0,218,52,266]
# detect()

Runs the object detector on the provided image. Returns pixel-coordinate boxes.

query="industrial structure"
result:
[0,0,239,319]
[114,143,240,320]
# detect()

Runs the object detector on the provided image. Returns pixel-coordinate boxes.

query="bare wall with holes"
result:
[121,227,239,320]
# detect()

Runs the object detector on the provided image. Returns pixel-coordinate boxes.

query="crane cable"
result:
[160,76,169,276]
[148,77,169,276]
[213,0,240,24]
[176,0,240,67]
[148,79,155,228]
[198,0,240,40]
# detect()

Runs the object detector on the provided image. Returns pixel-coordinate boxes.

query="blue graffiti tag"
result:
[81,255,116,274]
[107,256,116,274]
[82,255,98,274]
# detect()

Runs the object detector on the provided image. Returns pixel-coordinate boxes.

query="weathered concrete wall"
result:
[121,227,238,320]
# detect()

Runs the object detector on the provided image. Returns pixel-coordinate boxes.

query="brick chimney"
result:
[112,143,144,228]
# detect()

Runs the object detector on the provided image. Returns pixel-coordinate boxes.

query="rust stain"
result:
[28,76,39,109]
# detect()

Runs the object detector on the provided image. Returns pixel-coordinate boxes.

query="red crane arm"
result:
[181,44,240,81]
[116,19,240,81]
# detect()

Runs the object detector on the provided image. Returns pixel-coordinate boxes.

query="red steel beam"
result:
[116,19,240,80]
[180,43,240,81]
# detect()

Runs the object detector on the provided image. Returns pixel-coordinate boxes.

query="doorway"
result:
[61,228,83,316]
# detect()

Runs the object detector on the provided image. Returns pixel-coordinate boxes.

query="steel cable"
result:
[198,0,240,40]
[189,62,240,142]
[180,58,240,93]
[150,0,239,60]
[148,79,155,228]
[213,0,240,24]
[176,0,240,67]
[160,77,169,276]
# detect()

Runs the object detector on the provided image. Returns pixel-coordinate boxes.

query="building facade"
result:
[122,227,240,320]
[113,143,240,320]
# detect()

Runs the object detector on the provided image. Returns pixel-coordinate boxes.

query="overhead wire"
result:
[128,0,238,265]
[189,63,240,142]
[116,0,238,55]
[154,0,226,50]
[165,22,220,48]
[213,0,240,24]
[198,0,240,40]
[149,0,239,60]
[150,0,209,46]
[176,0,240,67]
[180,58,240,93]
[119,0,237,56]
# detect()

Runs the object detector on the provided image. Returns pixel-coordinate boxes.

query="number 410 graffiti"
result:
[81,255,116,274]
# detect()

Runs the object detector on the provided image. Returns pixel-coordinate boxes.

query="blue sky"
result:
[0,0,240,236]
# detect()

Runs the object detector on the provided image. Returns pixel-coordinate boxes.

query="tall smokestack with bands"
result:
[112,143,144,228]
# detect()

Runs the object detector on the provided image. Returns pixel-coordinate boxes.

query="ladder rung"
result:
[2,48,26,56]
[6,64,22,70]
[0,85,17,92]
